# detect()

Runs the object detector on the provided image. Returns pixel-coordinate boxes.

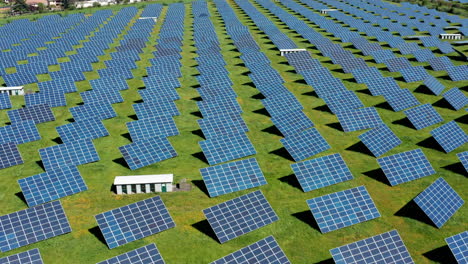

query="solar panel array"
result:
[383,89,420,112]
[359,124,402,157]
[97,244,165,264]
[414,177,464,228]
[270,110,314,137]
[0,93,12,110]
[0,142,23,169]
[0,248,43,264]
[7,104,55,124]
[210,236,291,264]
[203,190,278,243]
[404,104,443,130]
[443,88,468,111]
[330,230,414,264]
[0,120,41,145]
[307,186,381,233]
[0,201,71,252]
[280,128,330,161]
[377,149,435,186]
[336,107,384,132]
[423,76,445,96]
[430,121,468,153]
[200,158,267,197]
[446,231,468,264]
[457,151,468,173]
[119,136,177,170]
[56,118,109,143]
[39,139,100,171]
[18,166,87,207]
[199,133,256,165]
[291,153,353,192]
[95,196,175,249]
[197,113,249,139]
[127,116,179,141]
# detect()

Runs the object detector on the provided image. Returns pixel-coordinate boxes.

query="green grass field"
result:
[0,0,467,263]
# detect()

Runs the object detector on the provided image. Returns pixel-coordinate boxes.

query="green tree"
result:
[62,0,76,10]
[12,0,29,13]
[37,2,45,12]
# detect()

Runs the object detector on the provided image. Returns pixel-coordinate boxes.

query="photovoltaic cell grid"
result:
[39,139,100,171]
[446,65,468,82]
[383,89,420,112]
[133,100,180,119]
[70,102,117,121]
[280,128,330,161]
[431,121,468,153]
[377,149,435,186]
[95,196,175,249]
[198,114,249,139]
[423,76,445,95]
[0,248,43,264]
[97,244,165,264]
[0,120,41,145]
[307,186,381,233]
[199,133,256,165]
[457,151,468,173]
[203,190,278,243]
[127,115,179,142]
[400,66,429,82]
[0,93,12,110]
[336,107,384,132]
[210,236,291,264]
[200,158,266,198]
[0,200,71,252]
[359,125,402,157]
[291,153,353,192]
[19,166,87,207]
[7,104,55,124]
[443,88,468,111]
[119,136,177,170]
[25,92,67,108]
[446,231,468,264]
[56,118,109,143]
[321,90,364,114]
[404,104,443,130]
[330,230,415,264]
[0,142,23,169]
[414,177,464,228]
[270,110,314,137]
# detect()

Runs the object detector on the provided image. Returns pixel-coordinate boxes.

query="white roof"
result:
[114,174,173,185]
[0,86,23,91]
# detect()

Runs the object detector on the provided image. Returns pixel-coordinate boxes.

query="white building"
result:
[439,33,463,40]
[279,48,307,56]
[114,174,173,194]
[0,86,24,96]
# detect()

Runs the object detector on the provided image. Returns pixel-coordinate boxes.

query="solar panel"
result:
[307,186,380,233]
[457,151,468,172]
[80,89,124,104]
[199,132,256,165]
[430,121,468,153]
[330,230,414,264]
[56,117,109,143]
[363,77,401,96]
[139,87,180,102]
[270,110,314,137]
[383,89,420,112]
[414,177,464,228]
[210,236,291,264]
[97,243,165,264]
[203,190,278,243]
[70,102,117,121]
[370,49,395,64]
[0,120,41,145]
[384,57,412,72]
[281,128,330,161]
[427,56,453,71]
[39,139,100,171]
[443,88,468,111]
[0,93,12,110]
[446,65,468,82]
[336,107,384,132]
[200,158,266,197]
[0,248,44,264]
[291,153,353,192]
[198,113,248,139]
[133,100,180,119]
[25,91,67,108]
[95,196,175,249]
[127,116,179,141]
[404,104,443,130]
[423,76,445,95]
[351,67,382,84]
[412,49,435,62]
[446,231,468,264]
[0,200,71,252]
[0,142,23,169]
[7,104,55,124]
[198,98,243,118]
[119,136,177,170]
[18,166,87,207]
[400,66,430,82]
[359,124,402,157]
[377,149,435,186]
[90,77,129,91]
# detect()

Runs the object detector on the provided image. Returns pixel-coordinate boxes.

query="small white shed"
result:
[0,86,24,96]
[114,174,173,194]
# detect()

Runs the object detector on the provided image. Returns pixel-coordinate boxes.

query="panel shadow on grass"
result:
[392,117,415,129]
[346,141,374,157]
[356,88,373,96]
[433,98,455,110]
[190,111,203,118]
[121,133,132,141]
[416,136,445,153]
[314,258,335,264]
[414,84,436,95]
[423,245,458,264]
[374,101,394,111]
[251,92,265,100]
[442,162,468,177]
[36,160,45,171]
[192,220,218,243]
[15,192,28,206]
[88,226,107,246]
[455,114,468,124]
[270,147,295,162]
[253,107,271,117]
[112,157,129,169]
[51,137,63,144]
[313,104,333,114]
[190,96,203,102]
[395,200,435,227]
[302,91,318,97]
[191,129,205,140]
[325,122,344,132]
[192,151,209,165]
[291,210,320,232]
[191,180,210,197]
[278,174,302,191]
[127,114,138,121]
[363,168,391,186]
[261,125,283,137]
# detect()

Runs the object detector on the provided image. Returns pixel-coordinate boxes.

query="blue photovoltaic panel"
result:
[198,98,243,118]
[336,107,384,132]
[404,104,443,130]
[0,93,12,110]
[56,117,109,143]
[200,158,267,197]
[198,113,248,139]
[0,142,23,169]
[377,149,435,186]
[139,87,180,102]
[127,116,179,141]
[0,200,71,252]
[359,125,402,157]
[133,100,180,119]
[400,66,430,82]
[321,90,364,114]
[457,151,468,172]
[446,65,468,82]
[97,244,165,264]
[444,88,468,111]
[95,196,175,249]
[423,76,445,95]
[69,102,117,121]
[262,92,303,116]
[7,104,55,124]
[39,139,100,171]
[291,153,353,192]
[383,89,420,112]
[414,177,464,228]
[203,190,278,243]
[119,136,177,170]
[210,236,291,264]
[351,67,382,84]
[330,230,414,264]
[80,89,124,104]
[199,133,256,165]
[281,128,330,161]
[19,166,87,207]
[24,92,67,108]
[446,231,468,264]
[90,77,129,91]
[0,248,44,264]
[307,186,380,233]
[271,110,314,137]
[431,121,468,153]
[0,120,41,145]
